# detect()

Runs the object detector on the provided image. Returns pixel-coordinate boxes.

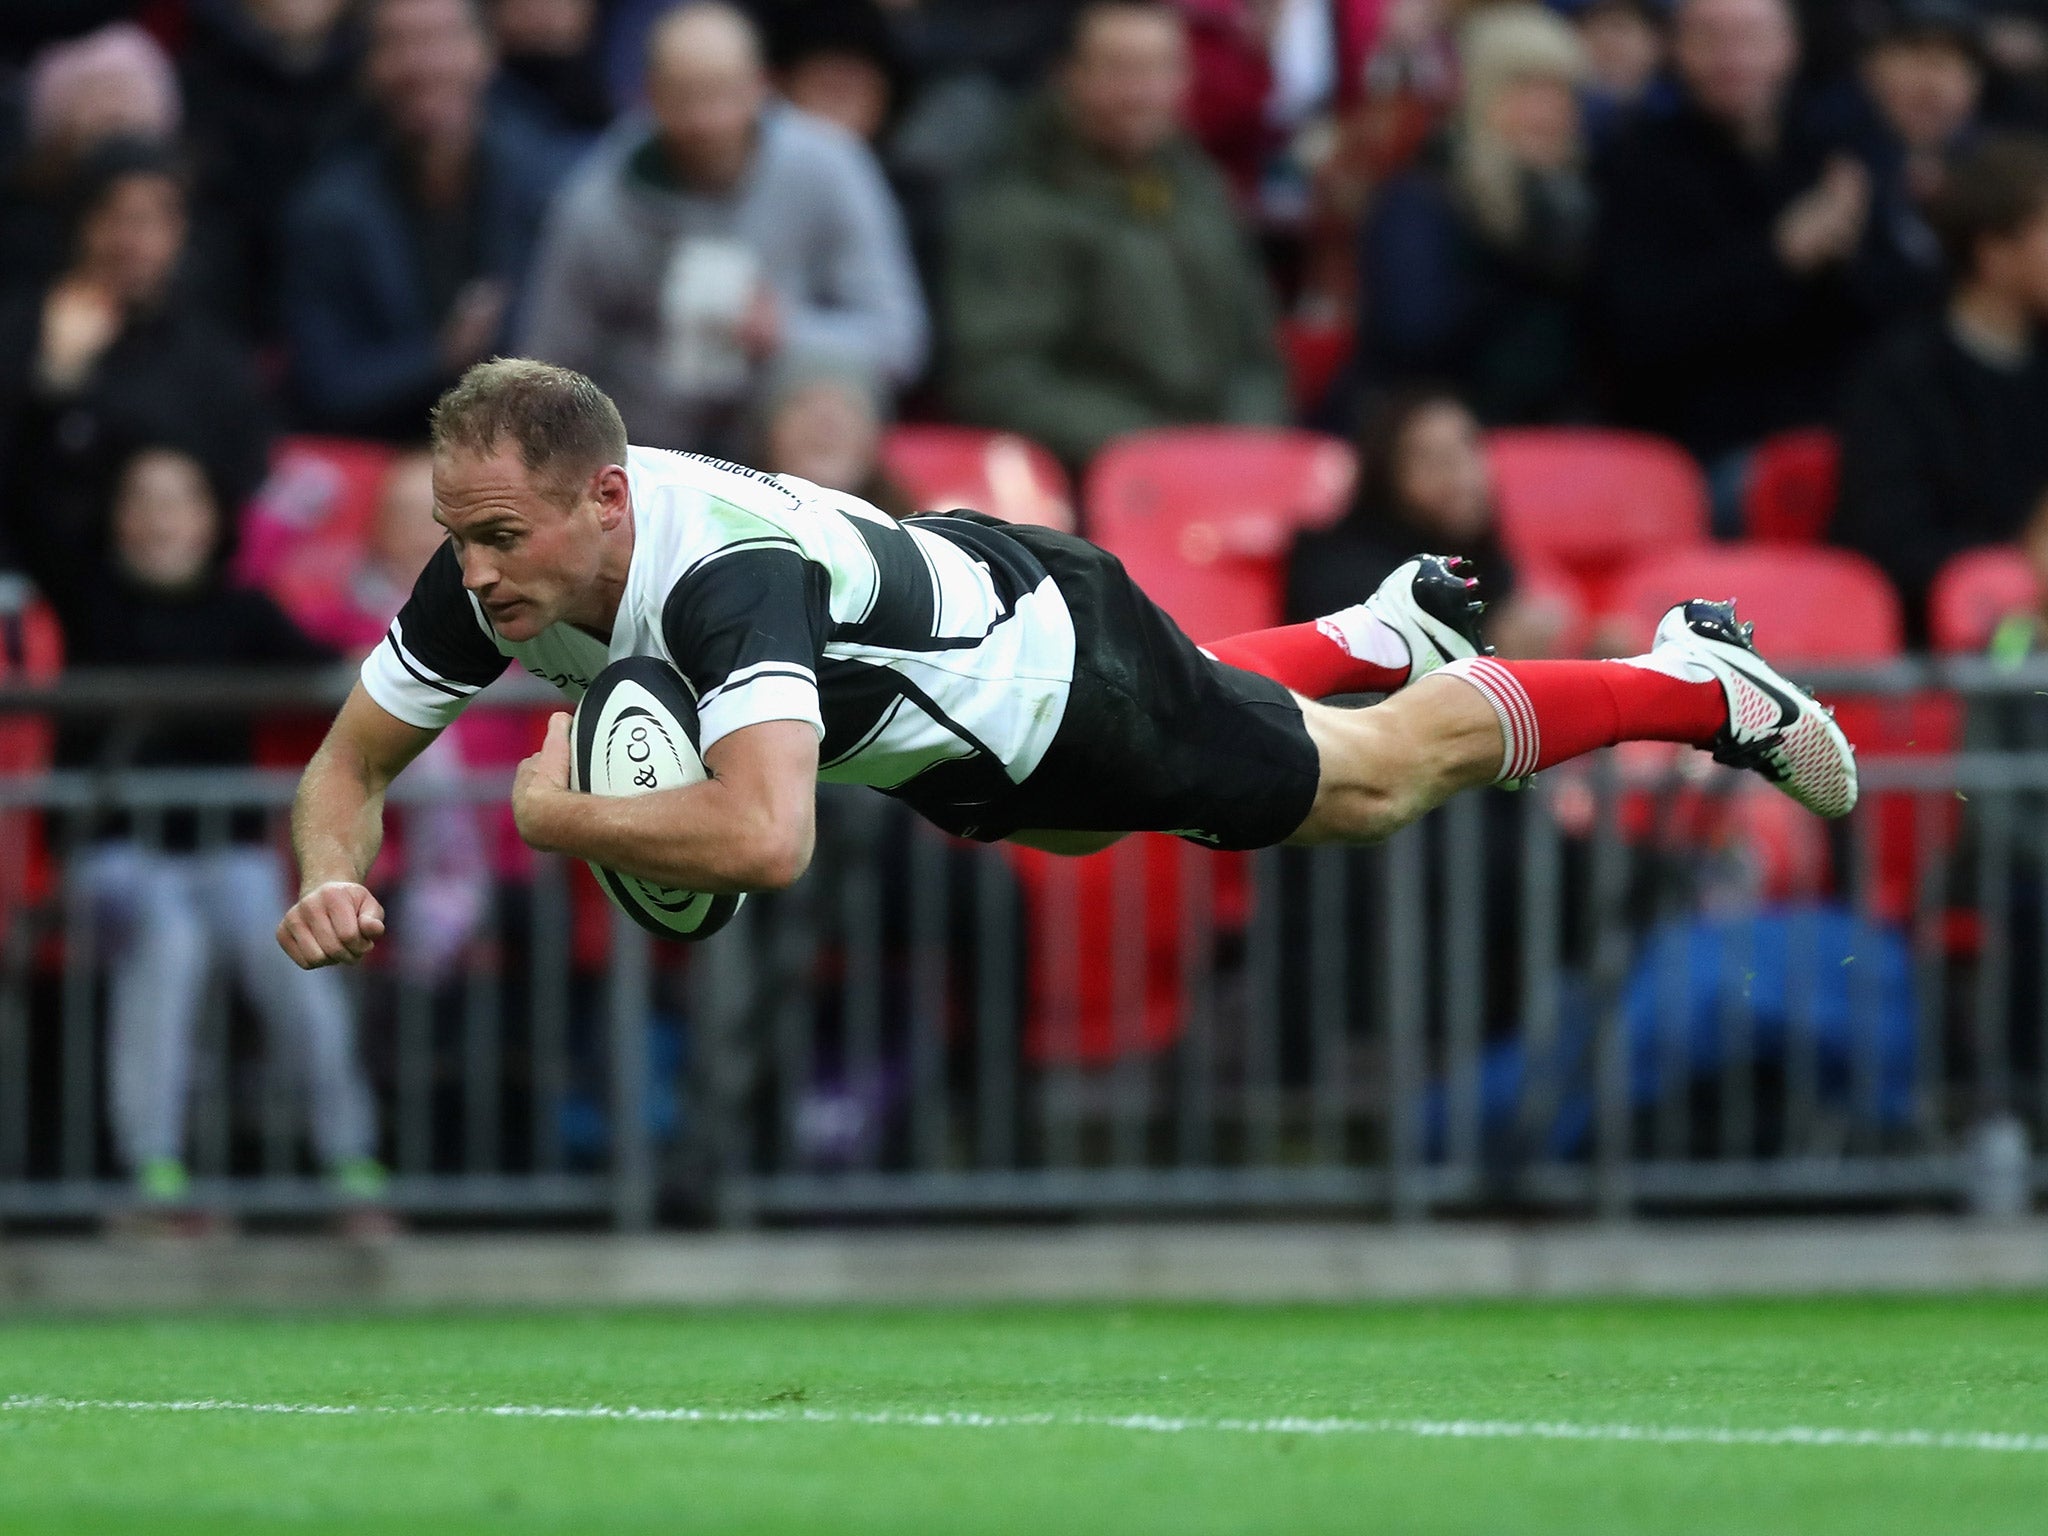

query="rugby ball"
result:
[569,656,744,941]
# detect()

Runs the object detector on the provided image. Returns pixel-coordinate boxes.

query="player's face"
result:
[433,446,604,641]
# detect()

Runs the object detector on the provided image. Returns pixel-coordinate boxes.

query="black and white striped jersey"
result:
[361,447,1078,797]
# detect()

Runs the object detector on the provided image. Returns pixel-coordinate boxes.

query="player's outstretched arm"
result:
[278,683,442,969]
[511,715,820,893]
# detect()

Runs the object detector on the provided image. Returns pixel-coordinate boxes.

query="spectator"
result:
[756,0,902,146]
[0,22,182,297]
[880,0,1091,287]
[1358,4,1596,424]
[1176,0,1381,213]
[755,354,913,516]
[281,0,579,440]
[1836,134,2048,636]
[943,0,1287,472]
[1839,0,1987,316]
[0,138,270,622]
[1569,0,1675,148]
[522,2,926,456]
[62,445,386,1229]
[1592,0,1893,488]
[1286,385,1571,657]
[180,0,363,344]
[489,0,614,139]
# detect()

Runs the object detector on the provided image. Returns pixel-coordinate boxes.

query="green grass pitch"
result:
[4,1294,2047,1534]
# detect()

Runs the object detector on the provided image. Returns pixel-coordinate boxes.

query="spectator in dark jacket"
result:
[1287,385,1572,658]
[281,0,579,440]
[1836,0,1988,319]
[943,0,1286,471]
[180,0,362,345]
[0,139,270,621]
[1836,134,2048,637]
[1592,0,1895,475]
[1571,0,1675,150]
[488,0,614,139]
[1359,4,1596,424]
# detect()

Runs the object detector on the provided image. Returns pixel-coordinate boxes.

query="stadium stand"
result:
[1742,428,1841,545]
[1485,427,1710,617]
[235,436,398,626]
[879,425,1074,531]
[1086,426,1357,643]
[1613,542,1943,924]
[0,583,61,953]
[1928,546,2041,656]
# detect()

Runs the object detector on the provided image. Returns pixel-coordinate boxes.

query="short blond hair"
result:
[429,358,629,502]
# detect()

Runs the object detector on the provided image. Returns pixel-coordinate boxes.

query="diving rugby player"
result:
[279,361,1855,969]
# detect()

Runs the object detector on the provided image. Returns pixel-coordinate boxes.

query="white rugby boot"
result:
[1321,554,1489,689]
[1648,598,1859,818]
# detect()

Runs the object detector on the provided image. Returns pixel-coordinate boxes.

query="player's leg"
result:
[1204,555,1486,698]
[1289,600,1859,844]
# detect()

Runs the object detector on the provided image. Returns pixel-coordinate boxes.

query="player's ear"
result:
[591,464,631,531]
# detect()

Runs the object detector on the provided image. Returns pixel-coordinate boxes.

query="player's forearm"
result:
[519,777,813,893]
[290,735,392,893]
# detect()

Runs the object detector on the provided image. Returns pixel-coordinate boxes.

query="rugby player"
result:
[278,360,1856,968]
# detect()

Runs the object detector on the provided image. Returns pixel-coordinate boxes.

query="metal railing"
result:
[3,664,2047,1227]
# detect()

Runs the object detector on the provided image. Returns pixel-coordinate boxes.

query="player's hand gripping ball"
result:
[568,657,745,941]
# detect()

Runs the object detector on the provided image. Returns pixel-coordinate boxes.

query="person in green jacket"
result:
[941,0,1288,473]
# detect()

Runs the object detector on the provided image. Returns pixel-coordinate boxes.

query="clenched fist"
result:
[277,880,386,969]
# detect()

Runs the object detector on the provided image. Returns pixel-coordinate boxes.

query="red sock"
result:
[1440,657,1727,779]
[1206,621,1409,697]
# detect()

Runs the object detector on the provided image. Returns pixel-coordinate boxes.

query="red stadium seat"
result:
[1743,429,1840,545]
[1487,428,1710,613]
[1606,544,1903,662]
[1928,546,2041,655]
[235,436,397,628]
[1086,427,1357,643]
[880,426,1075,532]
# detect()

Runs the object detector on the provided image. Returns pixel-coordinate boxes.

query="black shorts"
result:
[890,522,1322,851]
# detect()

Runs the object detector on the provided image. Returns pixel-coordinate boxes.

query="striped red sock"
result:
[1439,657,1728,780]
[1206,618,1409,697]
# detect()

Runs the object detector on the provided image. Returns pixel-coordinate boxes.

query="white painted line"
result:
[4,1395,2047,1455]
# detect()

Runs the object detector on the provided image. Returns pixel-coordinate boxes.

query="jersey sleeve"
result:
[359,542,510,729]
[661,537,831,752]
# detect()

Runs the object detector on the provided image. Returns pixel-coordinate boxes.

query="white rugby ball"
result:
[569,656,745,941]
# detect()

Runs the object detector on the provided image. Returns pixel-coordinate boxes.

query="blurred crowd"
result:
[7,0,2048,645]
[12,0,2048,1218]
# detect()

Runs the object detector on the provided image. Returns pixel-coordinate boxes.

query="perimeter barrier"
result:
[2,663,2045,1227]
